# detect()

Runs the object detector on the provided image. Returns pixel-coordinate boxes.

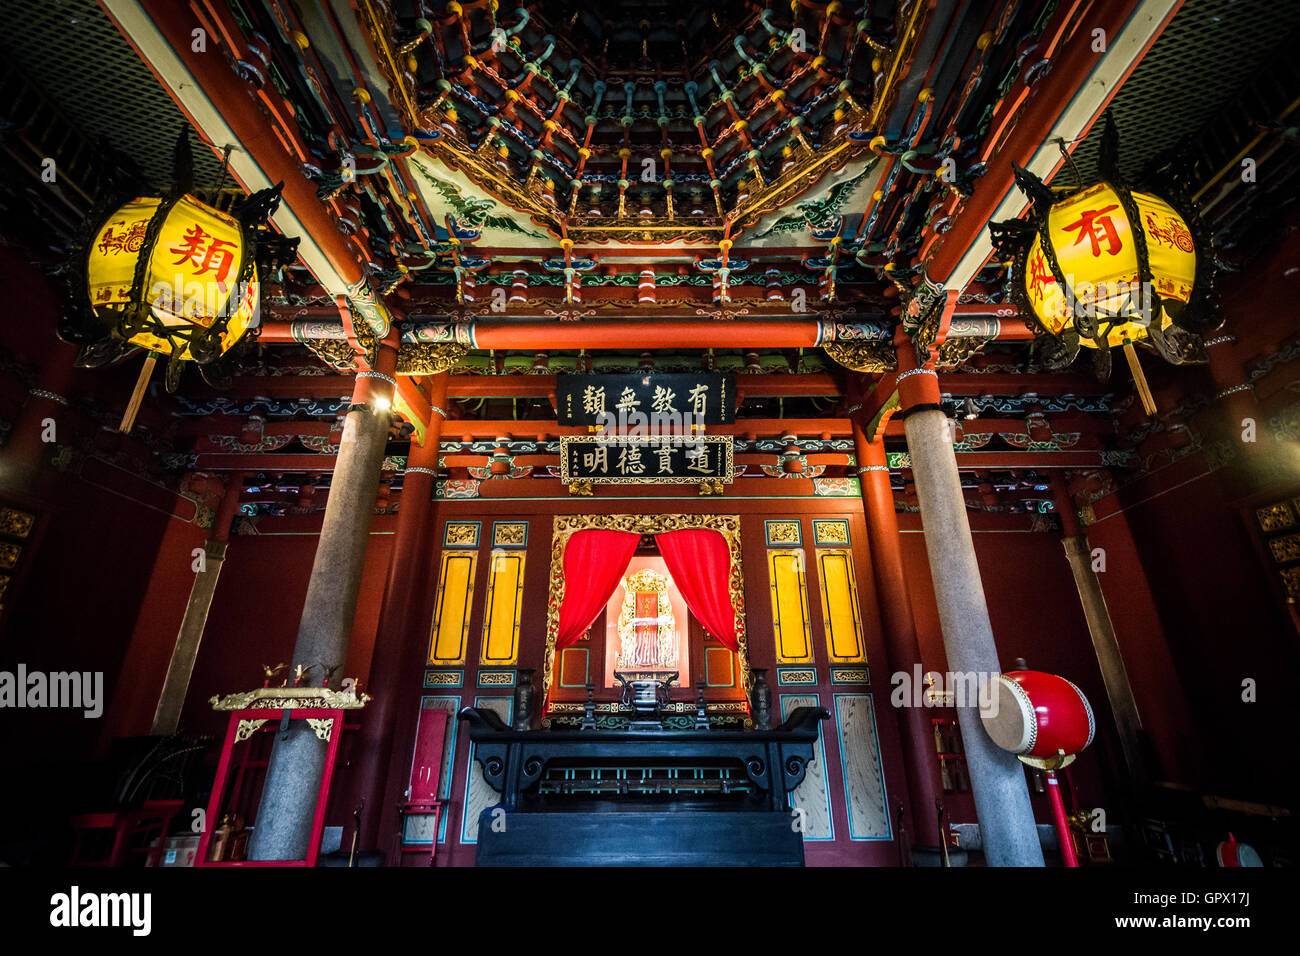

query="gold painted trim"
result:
[235,718,269,742]
[306,717,336,742]
[396,343,468,375]
[824,340,898,373]
[210,687,369,710]
[544,700,749,715]
[830,667,871,685]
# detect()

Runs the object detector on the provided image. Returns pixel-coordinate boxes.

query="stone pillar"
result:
[347,373,449,853]
[895,345,1044,866]
[1049,472,1147,785]
[852,420,946,855]
[150,473,246,735]
[248,346,398,861]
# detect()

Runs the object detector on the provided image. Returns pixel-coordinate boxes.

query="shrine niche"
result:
[615,568,679,673]
[542,514,751,726]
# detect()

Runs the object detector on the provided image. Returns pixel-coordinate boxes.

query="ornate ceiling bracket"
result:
[394,343,470,376]
[823,341,898,374]
[903,282,958,367]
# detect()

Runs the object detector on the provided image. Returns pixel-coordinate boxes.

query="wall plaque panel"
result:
[557,373,734,426]
[429,551,477,665]
[559,435,733,484]
[816,550,867,663]
[461,696,513,844]
[833,694,891,839]
[768,549,813,664]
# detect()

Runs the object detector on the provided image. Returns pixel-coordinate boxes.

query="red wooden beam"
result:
[920,0,1176,284]
[198,447,1117,473]
[112,0,371,290]
[175,366,1097,411]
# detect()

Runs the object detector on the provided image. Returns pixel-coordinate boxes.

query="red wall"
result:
[1091,469,1298,803]
[1080,215,1300,806]
[99,515,210,744]
[179,520,397,737]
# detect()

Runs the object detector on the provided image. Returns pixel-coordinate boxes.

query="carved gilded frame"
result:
[542,514,751,715]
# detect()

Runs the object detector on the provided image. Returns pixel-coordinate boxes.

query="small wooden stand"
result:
[197,686,368,867]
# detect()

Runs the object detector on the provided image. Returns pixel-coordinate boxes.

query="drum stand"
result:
[1044,769,1079,867]
[1024,749,1079,867]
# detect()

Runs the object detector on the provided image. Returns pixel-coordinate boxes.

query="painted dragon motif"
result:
[752,162,877,240]
[414,165,546,239]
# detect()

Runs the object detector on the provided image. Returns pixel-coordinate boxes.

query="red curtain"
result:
[656,528,739,651]
[555,529,640,649]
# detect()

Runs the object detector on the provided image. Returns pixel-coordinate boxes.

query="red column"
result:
[1204,334,1267,462]
[2,340,79,491]
[854,420,945,851]
[349,373,449,856]
[211,472,247,543]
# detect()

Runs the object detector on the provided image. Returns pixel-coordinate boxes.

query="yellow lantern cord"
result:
[1122,342,1157,417]
[119,354,157,433]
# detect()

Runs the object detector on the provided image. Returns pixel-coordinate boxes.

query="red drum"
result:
[1216,836,1262,867]
[981,670,1094,765]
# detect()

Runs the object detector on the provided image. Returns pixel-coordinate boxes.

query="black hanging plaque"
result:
[557,373,734,427]
[559,435,734,484]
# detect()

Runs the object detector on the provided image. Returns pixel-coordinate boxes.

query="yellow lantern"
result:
[993,117,1214,416]
[1024,182,1196,349]
[86,194,259,364]
[64,132,294,432]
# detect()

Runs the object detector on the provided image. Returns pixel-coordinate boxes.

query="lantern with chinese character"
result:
[991,115,1216,415]
[62,132,297,431]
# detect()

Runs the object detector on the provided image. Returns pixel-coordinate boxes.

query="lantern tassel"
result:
[1122,342,1157,417]
[118,354,157,433]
